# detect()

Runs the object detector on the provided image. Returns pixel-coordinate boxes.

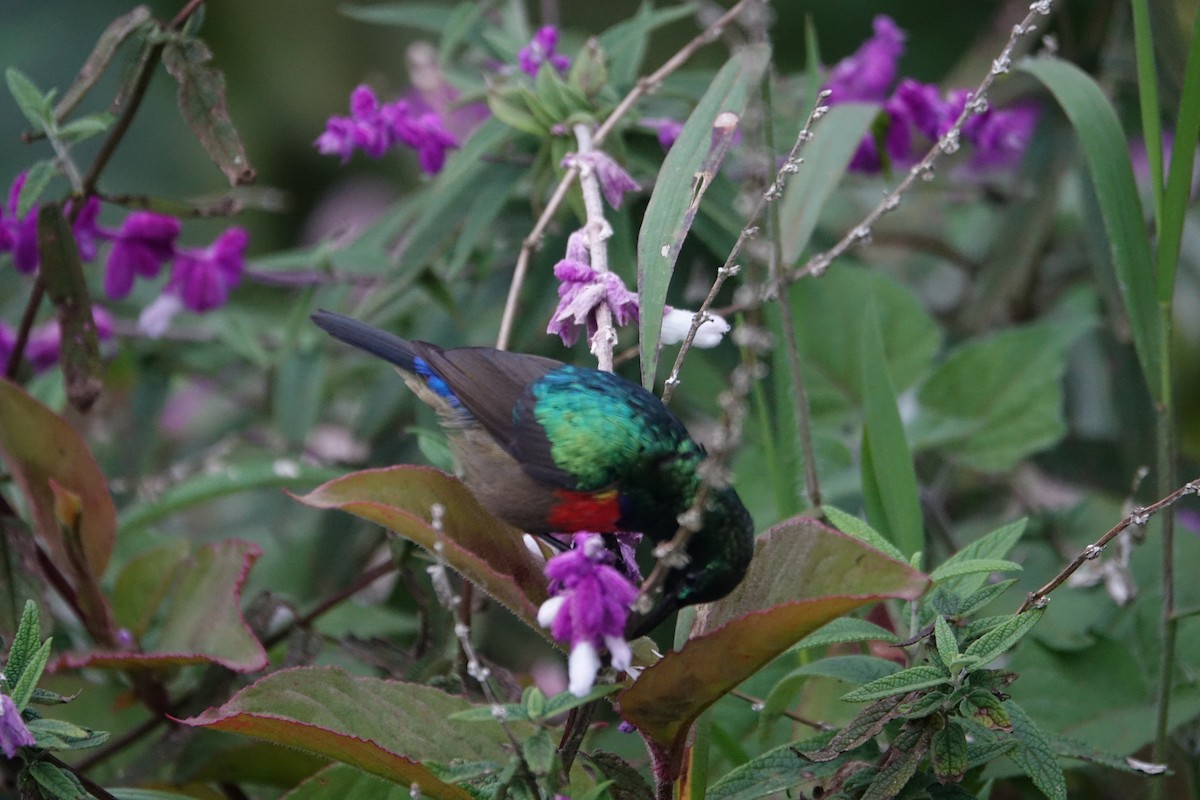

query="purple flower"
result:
[316,85,459,174]
[0,693,35,758]
[388,106,460,174]
[536,534,637,696]
[547,233,639,347]
[519,26,571,77]
[562,151,641,210]
[826,18,1035,176]
[822,15,906,103]
[641,117,684,150]
[104,211,181,300]
[168,227,248,313]
[70,195,103,262]
[1,173,40,275]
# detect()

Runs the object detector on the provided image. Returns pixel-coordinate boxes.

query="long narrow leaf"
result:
[860,301,923,560]
[637,44,770,389]
[1020,58,1161,402]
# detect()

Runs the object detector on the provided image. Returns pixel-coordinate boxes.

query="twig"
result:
[784,1,1054,287]
[494,0,758,350]
[39,752,121,800]
[729,688,829,730]
[1016,477,1199,613]
[660,92,830,406]
[571,123,617,371]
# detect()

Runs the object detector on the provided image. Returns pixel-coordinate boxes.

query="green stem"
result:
[1151,404,1178,797]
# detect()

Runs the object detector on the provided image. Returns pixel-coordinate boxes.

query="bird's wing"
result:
[412,343,562,449]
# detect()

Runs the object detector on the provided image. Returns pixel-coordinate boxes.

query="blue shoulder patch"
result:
[414,357,462,408]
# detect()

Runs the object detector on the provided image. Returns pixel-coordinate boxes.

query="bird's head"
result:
[627,486,755,638]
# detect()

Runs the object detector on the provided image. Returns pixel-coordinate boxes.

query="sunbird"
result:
[312,310,754,635]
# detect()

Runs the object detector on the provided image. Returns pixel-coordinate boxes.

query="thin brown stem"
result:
[729,689,828,730]
[1016,477,1198,614]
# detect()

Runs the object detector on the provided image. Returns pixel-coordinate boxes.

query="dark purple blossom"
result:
[826,17,1035,175]
[0,693,34,758]
[70,195,103,262]
[104,211,181,300]
[519,26,571,77]
[316,84,459,174]
[537,534,638,696]
[641,117,684,150]
[822,15,905,103]
[547,232,639,347]
[167,227,248,313]
[1,173,40,275]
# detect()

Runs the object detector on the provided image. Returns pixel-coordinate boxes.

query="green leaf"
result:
[117,457,342,534]
[9,637,51,709]
[933,615,958,670]
[598,2,696,88]
[637,44,770,388]
[931,721,969,784]
[860,721,933,800]
[791,616,900,650]
[17,159,56,217]
[930,578,1019,619]
[1156,11,1200,304]
[161,35,255,185]
[789,264,940,415]
[797,694,905,762]
[54,5,153,120]
[788,655,902,686]
[1044,730,1166,774]
[961,608,1043,667]
[6,67,53,132]
[778,103,879,264]
[0,380,116,579]
[339,2,456,31]
[25,718,109,750]
[38,203,103,412]
[1019,58,1160,402]
[930,558,1022,584]
[4,600,42,697]
[708,735,844,800]
[522,729,557,776]
[279,763,415,800]
[273,347,328,445]
[1004,699,1067,800]
[180,667,528,799]
[934,519,1027,595]
[28,761,88,800]
[823,506,905,562]
[860,299,923,559]
[914,316,1094,472]
[619,516,928,768]
[841,664,949,703]
[55,112,116,145]
[962,689,1011,731]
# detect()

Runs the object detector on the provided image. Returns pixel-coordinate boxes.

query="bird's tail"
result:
[311,310,419,372]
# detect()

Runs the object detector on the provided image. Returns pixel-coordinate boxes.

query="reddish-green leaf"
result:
[0,378,116,578]
[618,517,927,767]
[180,667,525,798]
[58,540,267,673]
[293,466,549,632]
